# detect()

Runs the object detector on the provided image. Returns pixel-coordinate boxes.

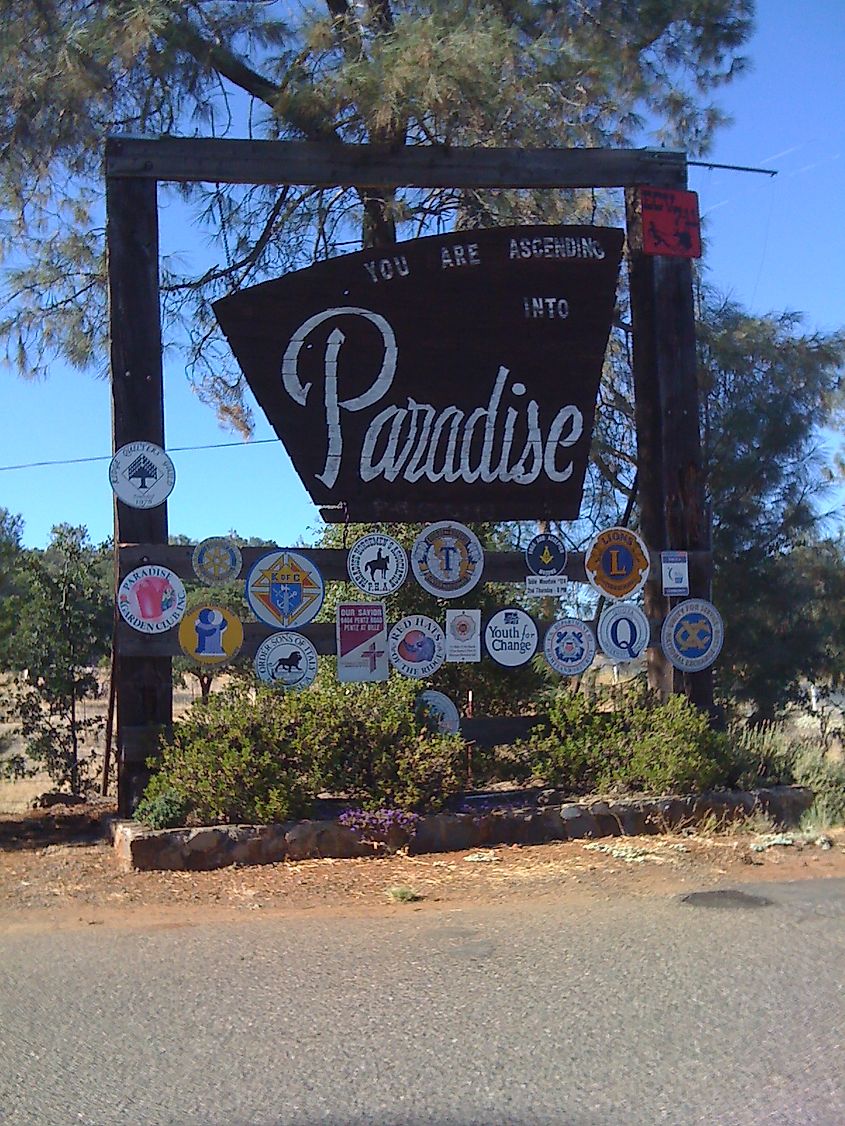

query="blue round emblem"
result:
[525,532,568,577]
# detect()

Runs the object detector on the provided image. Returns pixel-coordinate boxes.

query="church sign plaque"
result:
[213,225,623,522]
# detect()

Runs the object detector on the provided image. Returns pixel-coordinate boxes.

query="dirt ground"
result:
[1,802,843,935]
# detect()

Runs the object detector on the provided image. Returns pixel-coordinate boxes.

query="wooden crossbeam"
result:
[105,137,687,189]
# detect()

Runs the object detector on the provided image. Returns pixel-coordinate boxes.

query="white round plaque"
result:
[109,442,175,509]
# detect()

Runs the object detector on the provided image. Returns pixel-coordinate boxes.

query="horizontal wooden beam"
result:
[117,616,671,658]
[118,543,591,584]
[105,137,687,190]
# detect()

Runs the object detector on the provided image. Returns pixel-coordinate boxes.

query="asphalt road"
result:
[1,878,843,1126]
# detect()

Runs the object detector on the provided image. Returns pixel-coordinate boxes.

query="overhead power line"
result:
[0,437,278,474]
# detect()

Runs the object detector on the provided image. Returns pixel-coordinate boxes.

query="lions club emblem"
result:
[661,599,723,672]
[245,550,324,629]
[543,618,596,676]
[585,527,650,601]
[388,616,446,678]
[411,522,484,598]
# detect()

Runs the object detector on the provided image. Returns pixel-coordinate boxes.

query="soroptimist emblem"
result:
[388,615,446,678]
[254,632,318,689]
[411,522,484,598]
[347,533,408,596]
[117,566,187,634]
[661,599,724,672]
[178,606,244,665]
[484,608,538,667]
[585,527,650,600]
[525,532,568,577]
[109,442,176,509]
[415,690,460,735]
[544,618,596,676]
[192,537,243,586]
[244,550,324,629]
[597,603,651,662]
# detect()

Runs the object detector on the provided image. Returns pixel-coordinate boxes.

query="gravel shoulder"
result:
[1,803,843,935]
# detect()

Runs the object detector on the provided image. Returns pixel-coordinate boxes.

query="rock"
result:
[559,804,599,839]
[32,792,86,809]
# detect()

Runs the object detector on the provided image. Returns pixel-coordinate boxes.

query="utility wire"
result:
[0,437,278,473]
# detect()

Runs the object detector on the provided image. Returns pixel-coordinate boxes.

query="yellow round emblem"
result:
[584,527,650,601]
[178,606,244,665]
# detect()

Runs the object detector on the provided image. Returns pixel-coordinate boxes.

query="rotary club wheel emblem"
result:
[661,599,724,672]
[584,527,650,601]
[411,522,484,599]
[192,537,243,585]
[244,550,324,629]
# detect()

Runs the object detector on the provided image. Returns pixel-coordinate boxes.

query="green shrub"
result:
[133,778,193,829]
[139,676,467,824]
[145,685,315,825]
[523,683,731,796]
[299,675,465,812]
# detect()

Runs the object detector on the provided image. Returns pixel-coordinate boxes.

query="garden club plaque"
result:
[117,566,186,634]
[213,225,624,523]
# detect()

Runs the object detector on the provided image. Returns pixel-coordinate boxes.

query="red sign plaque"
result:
[638,187,702,258]
[214,225,623,522]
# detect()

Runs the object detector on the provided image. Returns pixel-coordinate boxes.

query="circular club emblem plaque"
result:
[109,442,176,510]
[411,522,484,599]
[254,632,319,689]
[525,532,568,577]
[585,527,650,601]
[544,618,596,677]
[484,609,538,667]
[118,566,186,634]
[347,533,408,596]
[388,616,446,678]
[661,599,724,672]
[415,690,460,735]
[597,603,651,662]
[192,537,243,586]
[245,550,324,630]
[178,606,244,665]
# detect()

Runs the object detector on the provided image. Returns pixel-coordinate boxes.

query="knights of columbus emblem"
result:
[245,550,324,629]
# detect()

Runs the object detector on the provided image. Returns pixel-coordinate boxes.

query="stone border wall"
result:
[111,786,814,872]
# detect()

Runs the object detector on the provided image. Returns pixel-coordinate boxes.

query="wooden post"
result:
[106,176,172,814]
[626,173,712,710]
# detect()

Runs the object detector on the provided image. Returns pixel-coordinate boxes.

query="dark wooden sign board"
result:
[105,138,710,813]
[213,225,624,522]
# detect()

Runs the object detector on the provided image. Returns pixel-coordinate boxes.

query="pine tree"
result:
[0,0,753,426]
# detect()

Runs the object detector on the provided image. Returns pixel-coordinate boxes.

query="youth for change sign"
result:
[214,226,623,523]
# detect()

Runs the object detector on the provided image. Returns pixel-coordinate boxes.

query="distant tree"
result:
[3,525,112,793]
[699,299,845,718]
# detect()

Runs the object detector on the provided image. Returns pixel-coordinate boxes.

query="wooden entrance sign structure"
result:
[106,138,710,813]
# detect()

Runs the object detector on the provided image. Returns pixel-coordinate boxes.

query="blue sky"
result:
[2,0,843,549]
